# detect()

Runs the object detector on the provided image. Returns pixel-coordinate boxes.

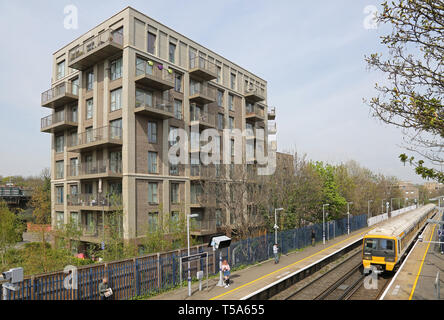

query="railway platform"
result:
[149,225,372,300]
[381,210,444,300]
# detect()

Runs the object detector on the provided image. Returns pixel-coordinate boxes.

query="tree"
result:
[365,0,444,182]
[0,201,23,267]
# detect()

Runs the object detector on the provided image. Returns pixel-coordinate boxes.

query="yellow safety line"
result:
[408,223,437,300]
[210,228,373,300]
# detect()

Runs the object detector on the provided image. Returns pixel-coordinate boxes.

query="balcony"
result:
[41,110,78,133]
[189,83,216,105]
[268,107,276,120]
[268,122,277,135]
[67,160,122,180]
[190,218,217,236]
[245,104,265,122]
[190,165,220,181]
[190,107,216,129]
[67,193,122,211]
[41,82,79,109]
[189,56,217,81]
[67,125,122,153]
[244,85,265,103]
[135,59,175,91]
[68,28,123,71]
[134,90,175,119]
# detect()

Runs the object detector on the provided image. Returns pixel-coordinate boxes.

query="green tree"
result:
[365,0,443,182]
[0,201,23,267]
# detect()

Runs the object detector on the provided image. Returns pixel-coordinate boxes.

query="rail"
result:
[41,82,79,105]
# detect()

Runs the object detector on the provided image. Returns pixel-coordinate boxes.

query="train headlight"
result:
[385,257,395,262]
[363,255,372,260]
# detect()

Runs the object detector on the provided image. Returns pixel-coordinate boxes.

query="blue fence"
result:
[1,214,367,300]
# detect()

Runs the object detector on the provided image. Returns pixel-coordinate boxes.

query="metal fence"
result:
[1,214,367,300]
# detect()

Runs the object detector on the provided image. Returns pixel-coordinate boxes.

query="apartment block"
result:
[40,7,275,250]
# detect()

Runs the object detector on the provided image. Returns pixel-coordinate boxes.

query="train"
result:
[362,203,437,273]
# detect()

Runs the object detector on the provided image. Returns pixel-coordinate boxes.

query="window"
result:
[148,121,157,143]
[85,212,95,234]
[174,73,182,92]
[169,126,179,147]
[147,32,156,54]
[70,184,78,195]
[216,209,223,227]
[136,88,153,107]
[217,113,224,130]
[71,105,78,122]
[246,123,254,136]
[190,183,202,203]
[57,61,65,80]
[86,99,93,119]
[230,73,236,90]
[169,42,176,63]
[86,70,94,91]
[110,118,122,139]
[85,127,93,143]
[70,158,78,177]
[189,79,201,96]
[171,183,179,204]
[170,211,180,231]
[229,116,234,130]
[148,152,158,173]
[217,90,224,107]
[70,212,79,229]
[246,102,254,113]
[110,57,122,80]
[71,78,79,95]
[84,182,93,194]
[174,99,182,120]
[110,88,122,111]
[55,135,64,153]
[56,161,64,179]
[56,212,64,229]
[228,94,234,111]
[110,151,122,173]
[148,182,158,203]
[56,186,64,204]
[148,212,158,233]
[216,65,222,83]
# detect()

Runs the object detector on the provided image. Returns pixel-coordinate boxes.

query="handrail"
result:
[189,82,216,99]
[67,125,122,147]
[67,160,122,177]
[246,103,265,117]
[135,58,174,84]
[135,89,174,113]
[41,110,77,129]
[41,82,79,105]
[189,56,217,75]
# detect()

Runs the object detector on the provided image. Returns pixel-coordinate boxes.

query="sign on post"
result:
[179,252,209,293]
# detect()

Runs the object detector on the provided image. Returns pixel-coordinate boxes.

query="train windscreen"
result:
[364,238,395,257]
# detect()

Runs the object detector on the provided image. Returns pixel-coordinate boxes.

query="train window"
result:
[380,239,393,250]
[364,239,377,250]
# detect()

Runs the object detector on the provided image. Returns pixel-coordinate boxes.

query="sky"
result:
[0,0,430,183]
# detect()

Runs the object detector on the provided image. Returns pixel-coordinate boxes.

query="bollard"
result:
[197,271,204,292]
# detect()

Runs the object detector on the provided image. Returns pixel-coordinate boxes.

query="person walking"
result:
[221,260,231,288]
[273,243,279,264]
[311,229,316,247]
[99,276,113,300]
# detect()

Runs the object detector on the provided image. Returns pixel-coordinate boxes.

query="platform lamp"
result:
[347,202,353,235]
[274,208,284,245]
[323,204,329,244]
[187,213,199,297]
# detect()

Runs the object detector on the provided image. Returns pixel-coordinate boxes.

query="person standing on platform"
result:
[311,229,316,247]
[273,243,279,264]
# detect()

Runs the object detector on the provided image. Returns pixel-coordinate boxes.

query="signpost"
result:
[179,252,209,294]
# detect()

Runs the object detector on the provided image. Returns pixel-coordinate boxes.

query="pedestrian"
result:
[221,260,231,288]
[273,243,279,264]
[311,229,316,247]
[99,276,113,300]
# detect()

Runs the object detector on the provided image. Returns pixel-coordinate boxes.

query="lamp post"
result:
[368,200,373,220]
[347,202,353,235]
[187,213,199,297]
[274,208,284,245]
[323,204,329,245]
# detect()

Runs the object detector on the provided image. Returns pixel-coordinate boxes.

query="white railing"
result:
[390,205,418,218]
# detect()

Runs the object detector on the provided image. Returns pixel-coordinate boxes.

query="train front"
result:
[362,236,397,273]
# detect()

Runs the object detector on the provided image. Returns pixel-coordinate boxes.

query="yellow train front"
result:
[362,235,398,273]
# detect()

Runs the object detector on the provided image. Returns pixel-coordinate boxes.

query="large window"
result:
[174,73,182,92]
[86,99,93,119]
[110,88,122,111]
[55,135,64,153]
[56,186,64,204]
[169,126,179,147]
[174,99,182,120]
[71,78,79,95]
[56,161,64,179]
[57,61,65,80]
[110,151,122,173]
[56,212,64,229]
[147,32,156,54]
[169,42,176,63]
[217,90,224,107]
[148,152,158,174]
[229,116,234,130]
[148,182,158,204]
[110,57,122,80]
[110,119,122,139]
[230,73,236,90]
[148,121,157,144]
[148,212,158,233]
[216,65,221,83]
[136,88,152,107]
[86,70,94,91]
[171,183,179,204]
[70,158,78,177]
[228,94,234,111]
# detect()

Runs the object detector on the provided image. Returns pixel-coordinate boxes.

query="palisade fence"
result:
[1,214,367,300]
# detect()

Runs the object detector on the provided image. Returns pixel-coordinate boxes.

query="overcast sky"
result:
[0,0,429,183]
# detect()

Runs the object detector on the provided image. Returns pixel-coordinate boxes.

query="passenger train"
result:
[362,203,437,273]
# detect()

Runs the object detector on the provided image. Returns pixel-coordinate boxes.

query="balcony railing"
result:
[189,56,217,81]
[41,82,79,108]
[135,59,174,90]
[67,193,122,208]
[68,28,124,71]
[41,110,78,132]
[244,84,265,103]
[189,82,216,104]
[246,104,265,121]
[190,219,217,234]
[190,107,216,128]
[268,107,276,120]
[67,125,122,151]
[134,90,174,119]
[67,160,122,179]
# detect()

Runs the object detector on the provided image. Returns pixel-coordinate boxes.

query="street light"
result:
[323,204,329,245]
[368,200,373,220]
[274,208,284,245]
[187,213,199,297]
[347,202,353,235]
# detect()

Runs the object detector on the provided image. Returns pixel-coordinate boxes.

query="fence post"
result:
[157,253,161,290]
[134,258,140,297]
